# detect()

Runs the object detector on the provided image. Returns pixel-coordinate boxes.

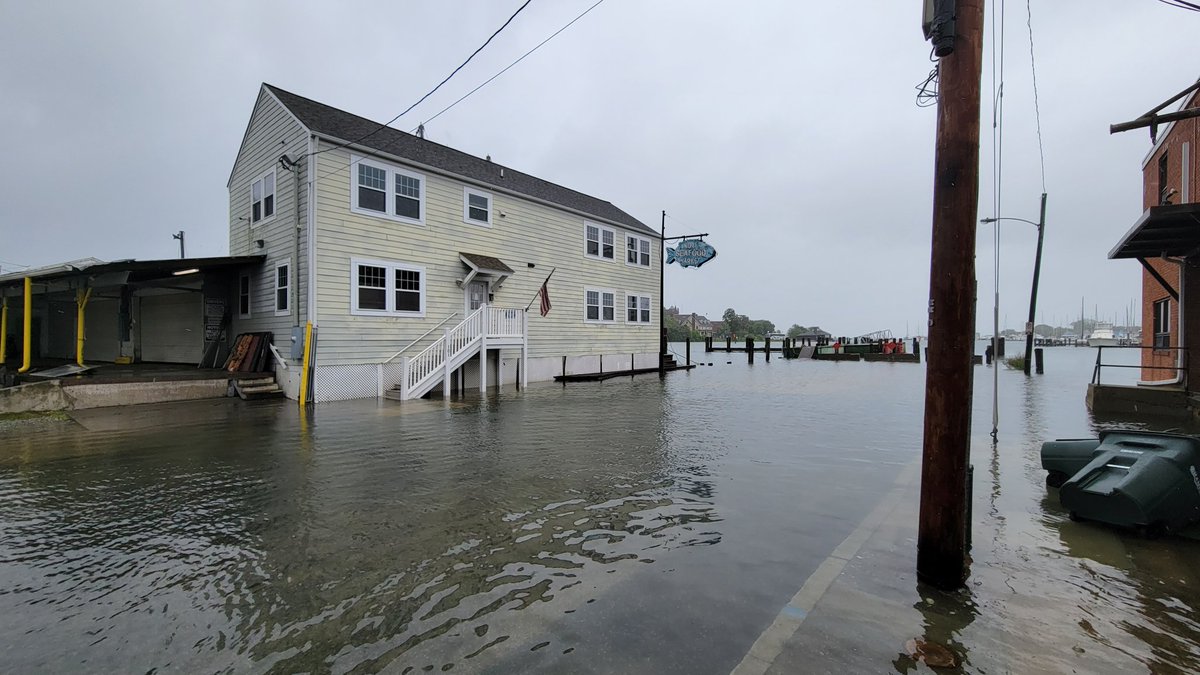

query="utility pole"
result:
[659,210,667,377]
[917,0,985,590]
[173,230,186,259]
[1023,193,1048,374]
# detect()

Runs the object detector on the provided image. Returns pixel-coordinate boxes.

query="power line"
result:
[1156,0,1200,11]
[311,0,534,159]
[413,0,610,132]
[1026,0,1046,192]
[315,0,608,185]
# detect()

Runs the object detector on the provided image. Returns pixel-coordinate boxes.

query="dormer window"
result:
[251,169,275,224]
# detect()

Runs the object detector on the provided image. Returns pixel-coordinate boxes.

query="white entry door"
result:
[466,280,488,315]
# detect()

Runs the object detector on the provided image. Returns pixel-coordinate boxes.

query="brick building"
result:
[1107,79,1199,405]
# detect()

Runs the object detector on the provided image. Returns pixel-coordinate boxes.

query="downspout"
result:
[280,153,302,329]
[75,285,92,366]
[307,135,317,327]
[18,277,31,373]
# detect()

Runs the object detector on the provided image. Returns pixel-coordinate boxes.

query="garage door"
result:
[139,292,202,363]
[84,298,120,363]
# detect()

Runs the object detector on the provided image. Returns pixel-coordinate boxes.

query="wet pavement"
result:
[1,345,1198,673]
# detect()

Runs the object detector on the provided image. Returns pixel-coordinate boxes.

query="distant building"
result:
[679,313,712,337]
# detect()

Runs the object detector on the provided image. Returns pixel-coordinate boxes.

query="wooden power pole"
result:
[918,0,985,590]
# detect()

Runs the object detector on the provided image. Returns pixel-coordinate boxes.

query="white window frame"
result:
[274,259,290,317]
[584,221,616,261]
[350,257,426,318]
[251,168,276,226]
[625,293,652,324]
[584,287,616,324]
[350,155,425,226]
[238,272,251,319]
[626,234,652,268]
[463,187,493,227]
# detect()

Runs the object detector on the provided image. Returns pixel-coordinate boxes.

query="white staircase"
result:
[386,305,526,401]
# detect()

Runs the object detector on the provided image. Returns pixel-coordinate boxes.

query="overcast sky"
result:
[1,1,1195,336]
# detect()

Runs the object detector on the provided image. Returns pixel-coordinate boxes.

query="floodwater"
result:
[0,343,1197,673]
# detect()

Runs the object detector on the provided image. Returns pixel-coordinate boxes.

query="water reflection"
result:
[0,385,725,673]
[892,583,978,672]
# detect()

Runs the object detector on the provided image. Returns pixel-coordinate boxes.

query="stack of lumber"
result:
[224,332,275,373]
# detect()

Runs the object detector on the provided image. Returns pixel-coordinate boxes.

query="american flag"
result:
[539,280,552,317]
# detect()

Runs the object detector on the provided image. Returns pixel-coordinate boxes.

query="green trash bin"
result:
[1040,437,1104,487]
[1059,432,1200,534]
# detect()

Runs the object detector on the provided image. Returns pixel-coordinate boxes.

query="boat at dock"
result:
[1087,322,1120,347]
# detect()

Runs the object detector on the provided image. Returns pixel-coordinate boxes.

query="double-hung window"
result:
[351,258,425,317]
[274,261,290,316]
[351,156,425,225]
[626,235,651,267]
[585,223,615,260]
[585,288,615,323]
[251,169,276,224]
[626,294,652,324]
[464,188,492,226]
[1154,298,1171,349]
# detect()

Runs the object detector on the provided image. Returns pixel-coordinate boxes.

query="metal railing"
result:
[1091,345,1187,386]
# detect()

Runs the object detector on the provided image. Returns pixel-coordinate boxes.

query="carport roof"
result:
[0,255,265,288]
[1108,203,1200,259]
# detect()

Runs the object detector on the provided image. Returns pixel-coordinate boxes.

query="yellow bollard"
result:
[298,321,313,406]
[75,287,92,367]
[1,295,7,364]
[18,277,31,373]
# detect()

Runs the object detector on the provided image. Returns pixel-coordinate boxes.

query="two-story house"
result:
[1105,78,1199,412]
[228,84,661,402]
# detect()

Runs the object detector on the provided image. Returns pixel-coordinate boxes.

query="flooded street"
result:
[3,345,1200,673]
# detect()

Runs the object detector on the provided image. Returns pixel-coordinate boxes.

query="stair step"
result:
[240,384,282,394]
[235,377,275,386]
[383,390,406,401]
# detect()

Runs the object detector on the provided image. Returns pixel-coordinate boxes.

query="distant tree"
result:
[747,319,776,338]
[1034,323,1055,337]
[787,324,806,339]
[722,308,750,338]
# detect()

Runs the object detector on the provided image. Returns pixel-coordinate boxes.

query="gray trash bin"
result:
[1059,432,1200,533]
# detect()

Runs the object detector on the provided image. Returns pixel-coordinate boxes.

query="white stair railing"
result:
[404,305,487,398]
[487,307,524,338]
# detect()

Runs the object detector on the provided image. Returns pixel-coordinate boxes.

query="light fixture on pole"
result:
[980,193,1048,377]
[172,230,185,259]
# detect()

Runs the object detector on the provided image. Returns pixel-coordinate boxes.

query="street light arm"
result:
[979,216,1040,228]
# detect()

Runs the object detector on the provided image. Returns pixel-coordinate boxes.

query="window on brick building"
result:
[1159,151,1171,205]
[1153,298,1170,349]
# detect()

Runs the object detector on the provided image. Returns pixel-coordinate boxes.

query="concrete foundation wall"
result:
[1087,383,1189,418]
[0,378,232,414]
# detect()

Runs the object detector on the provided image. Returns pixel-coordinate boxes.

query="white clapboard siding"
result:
[227,86,310,345]
[309,147,659,367]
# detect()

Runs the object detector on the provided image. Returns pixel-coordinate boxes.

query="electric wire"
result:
[1156,0,1200,10]
[1026,0,1046,192]
[413,0,610,133]
[315,0,606,186]
[915,48,940,108]
[310,0,533,160]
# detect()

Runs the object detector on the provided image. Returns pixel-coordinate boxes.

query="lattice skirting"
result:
[313,364,379,402]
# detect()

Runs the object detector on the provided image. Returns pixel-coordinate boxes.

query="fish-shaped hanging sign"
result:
[666,239,717,268]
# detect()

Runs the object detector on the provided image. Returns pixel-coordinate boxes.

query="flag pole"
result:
[525,267,557,311]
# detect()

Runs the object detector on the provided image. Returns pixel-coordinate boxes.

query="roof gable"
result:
[226,85,309,188]
[263,84,653,236]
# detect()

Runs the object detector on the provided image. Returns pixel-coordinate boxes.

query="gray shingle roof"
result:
[265,84,655,237]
